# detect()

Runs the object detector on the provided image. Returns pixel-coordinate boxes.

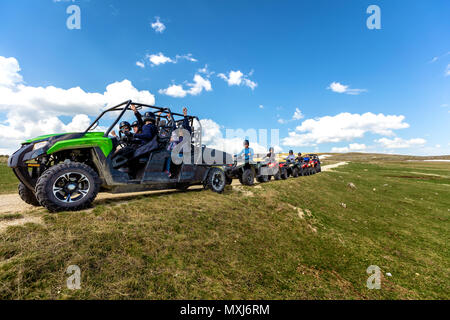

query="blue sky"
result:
[0,0,449,155]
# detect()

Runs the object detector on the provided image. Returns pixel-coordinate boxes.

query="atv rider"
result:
[236,140,254,163]
[295,152,303,162]
[285,150,295,162]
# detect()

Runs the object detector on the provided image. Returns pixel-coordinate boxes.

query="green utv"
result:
[8,101,232,212]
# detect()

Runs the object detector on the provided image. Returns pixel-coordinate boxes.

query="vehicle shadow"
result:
[92,186,205,207]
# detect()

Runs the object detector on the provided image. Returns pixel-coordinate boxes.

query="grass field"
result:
[0,157,449,299]
[0,157,18,194]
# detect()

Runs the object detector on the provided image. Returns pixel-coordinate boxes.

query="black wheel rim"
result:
[52,172,90,203]
[212,172,224,190]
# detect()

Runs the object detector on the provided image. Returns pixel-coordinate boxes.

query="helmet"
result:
[289,150,293,154]
[298,152,302,156]
[143,112,156,122]
[159,119,167,127]
[119,121,131,130]
[131,121,139,127]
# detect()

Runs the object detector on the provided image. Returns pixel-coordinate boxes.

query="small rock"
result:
[347,182,357,189]
[386,272,392,277]
[373,188,376,191]
[383,184,389,187]
[340,203,347,208]
[415,273,420,276]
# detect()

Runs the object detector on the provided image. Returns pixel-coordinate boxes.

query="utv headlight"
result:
[33,141,49,150]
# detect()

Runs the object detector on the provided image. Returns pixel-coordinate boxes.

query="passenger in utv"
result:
[164,130,184,177]
[134,111,158,143]
[286,150,295,162]
[236,140,254,163]
[182,107,192,134]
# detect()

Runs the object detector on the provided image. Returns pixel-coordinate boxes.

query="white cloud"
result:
[446,64,450,76]
[331,143,367,153]
[158,84,187,98]
[327,82,367,95]
[375,137,426,149]
[145,52,197,67]
[159,74,212,98]
[198,64,214,77]
[151,16,166,33]
[0,56,23,87]
[217,70,257,90]
[0,56,155,154]
[146,52,174,66]
[282,112,409,147]
[278,107,305,124]
[292,108,304,120]
[259,105,264,109]
[136,61,145,68]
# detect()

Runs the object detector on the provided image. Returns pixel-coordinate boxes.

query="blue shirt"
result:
[237,147,254,162]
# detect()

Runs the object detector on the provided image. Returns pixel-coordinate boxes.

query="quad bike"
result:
[224,155,270,185]
[309,154,321,173]
[8,100,232,212]
[277,160,300,179]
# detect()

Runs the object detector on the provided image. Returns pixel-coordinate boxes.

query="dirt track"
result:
[0,162,348,231]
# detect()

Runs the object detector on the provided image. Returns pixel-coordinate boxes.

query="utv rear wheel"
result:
[225,176,233,185]
[18,182,40,206]
[241,169,255,186]
[206,168,226,193]
[35,162,100,212]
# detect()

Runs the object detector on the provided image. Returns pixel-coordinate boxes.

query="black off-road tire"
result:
[206,167,226,193]
[256,175,269,183]
[274,170,281,180]
[35,162,101,212]
[18,182,40,206]
[292,168,299,178]
[281,168,288,180]
[225,176,233,185]
[317,165,321,173]
[241,169,255,186]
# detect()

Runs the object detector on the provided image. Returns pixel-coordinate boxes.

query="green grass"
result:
[0,161,18,194]
[0,161,449,299]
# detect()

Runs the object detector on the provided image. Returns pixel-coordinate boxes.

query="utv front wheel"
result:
[206,168,226,193]
[35,162,100,212]
[292,168,299,178]
[18,182,40,206]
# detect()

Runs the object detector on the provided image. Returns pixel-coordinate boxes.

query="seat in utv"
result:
[8,100,232,212]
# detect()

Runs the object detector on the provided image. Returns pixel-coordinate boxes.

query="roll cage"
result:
[84,100,202,148]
